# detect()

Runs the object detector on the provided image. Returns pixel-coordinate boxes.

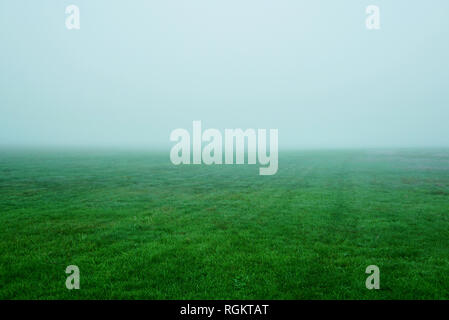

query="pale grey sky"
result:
[1,0,448,149]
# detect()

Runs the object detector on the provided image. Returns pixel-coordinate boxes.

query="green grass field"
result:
[0,148,448,299]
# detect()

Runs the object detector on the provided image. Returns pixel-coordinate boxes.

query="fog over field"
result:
[1,1,449,301]
[1,0,449,149]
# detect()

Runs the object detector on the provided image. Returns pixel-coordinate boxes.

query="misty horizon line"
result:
[1,144,449,152]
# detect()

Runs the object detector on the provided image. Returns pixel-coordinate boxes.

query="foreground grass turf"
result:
[0,148,448,299]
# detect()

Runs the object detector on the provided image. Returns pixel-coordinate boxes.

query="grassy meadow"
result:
[0,148,448,299]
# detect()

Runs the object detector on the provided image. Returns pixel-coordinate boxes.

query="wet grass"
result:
[0,148,448,299]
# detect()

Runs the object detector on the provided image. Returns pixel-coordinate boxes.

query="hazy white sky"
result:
[1,0,448,149]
